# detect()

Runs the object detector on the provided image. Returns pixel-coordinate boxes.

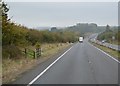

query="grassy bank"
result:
[90,41,120,60]
[2,43,71,84]
[109,41,120,46]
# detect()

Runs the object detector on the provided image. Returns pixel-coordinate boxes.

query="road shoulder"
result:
[89,41,120,63]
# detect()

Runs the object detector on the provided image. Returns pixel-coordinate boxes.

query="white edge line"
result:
[89,42,120,64]
[27,45,73,86]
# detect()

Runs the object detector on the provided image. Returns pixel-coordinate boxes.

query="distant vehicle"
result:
[101,39,106,43]
[79,37,83,43]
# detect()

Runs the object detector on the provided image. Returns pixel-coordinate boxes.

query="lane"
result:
[33,42,96,84]
[12,45,73,84]
[85,40,118,84]
[32,39,118,84]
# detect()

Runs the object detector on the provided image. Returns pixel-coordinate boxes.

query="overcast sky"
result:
[7,2,118,28]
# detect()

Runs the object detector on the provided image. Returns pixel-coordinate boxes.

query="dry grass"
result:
[41,43,68,57]
[2,43,70,84]
[2,58,36,83]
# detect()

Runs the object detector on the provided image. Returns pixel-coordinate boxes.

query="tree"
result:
[105,25,112,32]
[51,27,57,32]
[2,2,12,45]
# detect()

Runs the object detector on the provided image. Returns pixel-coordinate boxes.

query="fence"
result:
[22,48,41,59]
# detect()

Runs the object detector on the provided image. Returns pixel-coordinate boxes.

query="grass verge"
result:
[90,41,120,60]
[2,43,71,84]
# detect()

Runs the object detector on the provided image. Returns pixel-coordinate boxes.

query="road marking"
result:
[27,45,74,86]
[89,42,120,64]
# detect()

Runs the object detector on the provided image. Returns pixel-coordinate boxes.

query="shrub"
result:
[2,45,21,59]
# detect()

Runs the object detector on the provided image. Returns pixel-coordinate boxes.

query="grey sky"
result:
[7,2,118,28]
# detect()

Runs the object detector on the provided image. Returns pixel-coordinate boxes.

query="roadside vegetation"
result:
[97,25,120,45]
[2,2,78,83]
[3,43,71,83]
[2,2,78,60]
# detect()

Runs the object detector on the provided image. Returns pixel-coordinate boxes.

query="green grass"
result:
[90,42,120,60]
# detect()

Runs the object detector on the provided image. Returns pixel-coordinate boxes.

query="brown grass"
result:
[2,43,71,84]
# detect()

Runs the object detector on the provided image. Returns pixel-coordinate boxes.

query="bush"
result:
[2,45,22,59]
[35,42,41,48]
[97,32,113,42]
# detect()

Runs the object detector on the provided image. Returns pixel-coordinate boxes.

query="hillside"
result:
[65,23,106,36]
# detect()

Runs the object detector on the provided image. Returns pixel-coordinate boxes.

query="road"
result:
[90,33,120,51]
[13,38,119,85]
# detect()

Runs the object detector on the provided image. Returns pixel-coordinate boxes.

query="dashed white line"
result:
[27,45,74,86]
[89,42,120,64]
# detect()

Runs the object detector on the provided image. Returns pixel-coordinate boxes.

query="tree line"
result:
[2,2,78,59]
[97,25,120,45]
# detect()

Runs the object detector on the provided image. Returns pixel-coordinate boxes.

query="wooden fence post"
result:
[33,51,36,59]
[35,48,41,58]
[39,48,41,56]
[25,48,27,58]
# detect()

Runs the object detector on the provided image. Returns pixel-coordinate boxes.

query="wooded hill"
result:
[65,23,107,36]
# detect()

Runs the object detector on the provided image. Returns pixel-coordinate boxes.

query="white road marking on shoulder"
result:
[89,42,120,64]
[27,45,74,86]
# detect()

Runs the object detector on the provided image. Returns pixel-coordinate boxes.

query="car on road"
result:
[101,39,106,43]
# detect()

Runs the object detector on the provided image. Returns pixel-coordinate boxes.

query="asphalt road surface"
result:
[13,38,119,85]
